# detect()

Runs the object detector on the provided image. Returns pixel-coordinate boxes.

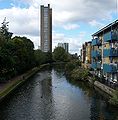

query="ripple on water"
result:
[0,68,118,120]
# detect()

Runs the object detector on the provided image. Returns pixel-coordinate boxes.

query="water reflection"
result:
[0,66,117,120]
[65,73,118,120]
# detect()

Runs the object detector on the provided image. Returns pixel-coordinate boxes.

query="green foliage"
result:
[34,50,46,65]
[0,18,53,82]
[0,35,35,82]
[34,50,53,66]
[70,68,89,81]
[45,51,53,63]
[11,36,35,73]
[0,18,12,46]
[53,47,69,62]
[65,59,88,81]
[65,59,81,73]
[91,77,97,82]
[65,61,76,73]
[109,90,118,106]
[0,46,16,81]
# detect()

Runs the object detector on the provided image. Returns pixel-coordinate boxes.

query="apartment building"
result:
[40,4,52,52]
[81,42,92,69]
[91,37,102,77]
[91,20,118,82]
[58,43,69,53]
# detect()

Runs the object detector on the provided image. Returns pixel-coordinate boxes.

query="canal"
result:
[0,66,118,120]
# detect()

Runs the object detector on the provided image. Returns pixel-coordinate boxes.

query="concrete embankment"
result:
[0,64,49,102]
[88,75,116,97]
[94,81,115,96]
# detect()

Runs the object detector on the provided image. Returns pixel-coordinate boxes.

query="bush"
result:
[91,77,97,82]
[53,47,70,62]
[109,90,118,106]
[65,59,81,74]
[70,68,89,81]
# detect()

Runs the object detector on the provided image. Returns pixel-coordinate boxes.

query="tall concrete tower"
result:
[40,4,52,52]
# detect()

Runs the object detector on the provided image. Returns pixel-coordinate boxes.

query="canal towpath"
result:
[0,67,40,102]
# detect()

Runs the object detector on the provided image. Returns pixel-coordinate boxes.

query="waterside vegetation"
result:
[0,18,117,106]
[65,59,90,81]
[109,90,118,106]
[0,19,53,83]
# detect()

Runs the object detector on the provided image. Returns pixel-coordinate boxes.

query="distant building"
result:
[40,4,52,52]
[81,43,86,63]
[58,43,69,53]
[85,41,92,64]
[81,42,92,68]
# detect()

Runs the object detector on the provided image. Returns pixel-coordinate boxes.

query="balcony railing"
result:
[103,48,118,57]
[103,31,118,42]
[103,63,117,73]
[97,62,101,69]
[91,50,101,58]
[92,38,101,46]
[91,62,97,69]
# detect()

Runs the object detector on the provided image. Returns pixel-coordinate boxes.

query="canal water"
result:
[0,66,118,120]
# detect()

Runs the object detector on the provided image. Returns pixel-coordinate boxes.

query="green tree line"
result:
[0,19,70,82]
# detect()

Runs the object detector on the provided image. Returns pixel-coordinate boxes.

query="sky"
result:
[0,0,117,54]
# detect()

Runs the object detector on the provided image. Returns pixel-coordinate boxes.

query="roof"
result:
[92,19,118,36]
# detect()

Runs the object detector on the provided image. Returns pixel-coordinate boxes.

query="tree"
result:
[0,19,36,82]
[10,36,35,73]
[70,68,89,81]
[34,50,46,66]
[0,46,16,81]
[53,47,69,62]
[45,51,53,63]
[65,59,81,76]
[0,18,14,81]
[0,17,13,47]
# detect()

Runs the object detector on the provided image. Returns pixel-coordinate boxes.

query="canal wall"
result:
[94,81,115,96]
[87,75,116,97]
[0,64,50,103]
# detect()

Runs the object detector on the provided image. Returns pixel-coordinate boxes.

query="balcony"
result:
[103,31,118,42]
[97,62,101,69]
[103,63,117,73]
[91,50,101,58]
[103,48,118,57]
[91,62,97,69]
[92,38,101,46]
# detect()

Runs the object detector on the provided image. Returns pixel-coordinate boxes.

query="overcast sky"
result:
[0,0,117,54]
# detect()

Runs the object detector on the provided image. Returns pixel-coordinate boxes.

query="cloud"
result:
[63,23,79,30]
[52,0,116,24]
[12,0,116,24]
[52,31,87,54]
[89,20,105,28]
[13,34,40,49]
[0,6,39,36]
[0,0,116,54]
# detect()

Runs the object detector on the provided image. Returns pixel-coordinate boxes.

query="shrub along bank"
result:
[65,60,118,106]
[109,90,118,106]
[65,59,89,81]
